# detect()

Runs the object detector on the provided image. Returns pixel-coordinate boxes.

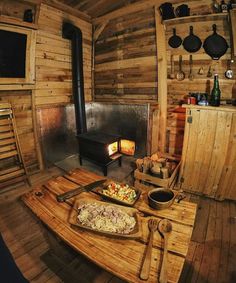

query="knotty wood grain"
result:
[22,168,197,283]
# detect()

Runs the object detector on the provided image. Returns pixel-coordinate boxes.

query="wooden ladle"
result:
[169,54,175,79]
[158,219,172,283]
[176,55,185,81]
[140,218,158,280]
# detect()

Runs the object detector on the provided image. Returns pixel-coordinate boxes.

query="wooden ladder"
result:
[0,102,31,190]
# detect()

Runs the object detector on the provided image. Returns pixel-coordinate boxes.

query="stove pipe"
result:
[62,22,87,135]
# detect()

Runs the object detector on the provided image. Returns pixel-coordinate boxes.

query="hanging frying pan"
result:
[203,24,228,60]
[183,26,202,53]
[168,28,182,48]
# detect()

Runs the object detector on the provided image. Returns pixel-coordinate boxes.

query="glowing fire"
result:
[108,142,118,156]
[120,139,135,156]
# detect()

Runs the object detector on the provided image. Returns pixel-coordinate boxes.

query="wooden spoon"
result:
[169,54,175,79]
[140,218,158,280]
[188,55,194,81]
[158,219,172,283]
[176,55,185,81]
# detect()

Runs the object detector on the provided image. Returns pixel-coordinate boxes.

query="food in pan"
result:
[77,202,136,234]
[102,182,137,204]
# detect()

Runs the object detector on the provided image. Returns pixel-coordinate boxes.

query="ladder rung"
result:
[0,144,16,153]
[0,118,11,126]
[0,103,12,110]
[0,165,21,176]
[0,150,18,160]
[0,138,16,146]
[0,110,12,116]
[0,168,25,182]
[0,132,14,140]
[0,175,27,189]
[0,125,13,133]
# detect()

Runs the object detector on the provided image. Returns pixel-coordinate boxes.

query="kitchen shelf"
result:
[163,12,229,25]
[0,15,38,29]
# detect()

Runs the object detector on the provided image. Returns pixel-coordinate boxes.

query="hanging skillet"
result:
[183,26,202,53]
[168,28,182,48]
[203,24,228,60]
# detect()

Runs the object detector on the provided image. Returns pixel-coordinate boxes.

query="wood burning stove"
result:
[63,22,135,176]
[78,132,122,176]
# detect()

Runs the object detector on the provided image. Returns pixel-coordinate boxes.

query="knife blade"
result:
[56,179,107,202]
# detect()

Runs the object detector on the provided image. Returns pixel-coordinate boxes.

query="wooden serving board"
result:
[68,197,142,239]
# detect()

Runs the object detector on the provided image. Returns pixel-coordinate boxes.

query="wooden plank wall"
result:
[35,3,92,106]
[94,8,157,102]
[0,2,92,172]
[165,2,236,155]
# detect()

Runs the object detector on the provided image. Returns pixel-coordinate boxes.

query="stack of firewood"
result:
[136,153,177,179]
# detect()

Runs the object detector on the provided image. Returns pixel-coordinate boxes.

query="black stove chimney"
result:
[62,22,87,135]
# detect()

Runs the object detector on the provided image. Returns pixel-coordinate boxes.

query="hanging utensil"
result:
[198,66,204,75]
[140,218,158,280]
[158,219,172,283]
[176,55,185,81]
[169,54,175,79]
[183,26,202,53]
[225,59,234,79]
[207,65,212,77]
[168,28,182,48]
[188,55,194,80]
[203,24,228,60]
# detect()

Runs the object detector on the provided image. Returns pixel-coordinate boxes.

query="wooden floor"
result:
[0,167,235,283]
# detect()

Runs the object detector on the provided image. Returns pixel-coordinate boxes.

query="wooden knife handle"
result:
[140,231,154,280]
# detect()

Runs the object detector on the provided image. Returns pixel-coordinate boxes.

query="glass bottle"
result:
[210,74,221,106]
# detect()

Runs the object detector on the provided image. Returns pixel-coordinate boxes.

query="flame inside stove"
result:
[120,139,135,156]
[108,142,118,156]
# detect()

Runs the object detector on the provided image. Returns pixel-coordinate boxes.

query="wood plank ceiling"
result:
[57,0,140,18]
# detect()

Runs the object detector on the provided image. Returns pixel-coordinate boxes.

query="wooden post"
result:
[32,90,44,170]
[155,6,167,153]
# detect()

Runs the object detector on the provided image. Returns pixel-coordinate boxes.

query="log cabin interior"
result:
[0,0,236,282]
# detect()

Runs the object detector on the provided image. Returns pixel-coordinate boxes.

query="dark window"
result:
[0,30,27,78]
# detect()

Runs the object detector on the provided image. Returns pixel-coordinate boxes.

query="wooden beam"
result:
[93,0,165,25]
[93,20,109,41]
[42,0,91,22]
[155,6,167,153]
[229,9,236,57]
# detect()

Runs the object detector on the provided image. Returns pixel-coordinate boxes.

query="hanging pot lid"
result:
[168,28,182,48]
[203,24,228,60]
[183,26,202,53]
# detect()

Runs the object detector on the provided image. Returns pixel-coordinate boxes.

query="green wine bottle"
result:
[210,74,221,106]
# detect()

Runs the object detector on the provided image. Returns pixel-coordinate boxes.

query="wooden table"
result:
[22,168,197,283]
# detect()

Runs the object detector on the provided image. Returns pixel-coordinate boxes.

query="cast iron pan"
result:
[203,24,228,60]
[168,28,182,48]
[183,26,202,53]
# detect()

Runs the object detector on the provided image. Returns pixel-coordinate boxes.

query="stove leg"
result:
[103,167,107,176]
[79,156,83,165]
[119,157,122,167]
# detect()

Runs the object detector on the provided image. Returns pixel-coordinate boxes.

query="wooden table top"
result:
[22,168,197,283]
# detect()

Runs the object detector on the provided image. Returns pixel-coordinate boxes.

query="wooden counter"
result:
[22,168,197,283]
[179,104,236,200]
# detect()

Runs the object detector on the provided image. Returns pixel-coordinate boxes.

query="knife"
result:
[56,179,107,202]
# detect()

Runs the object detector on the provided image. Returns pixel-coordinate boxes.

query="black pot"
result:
[203,24,228,60]
[159,2,175,20]
[168,28,182,48]
[183,26,202,53]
